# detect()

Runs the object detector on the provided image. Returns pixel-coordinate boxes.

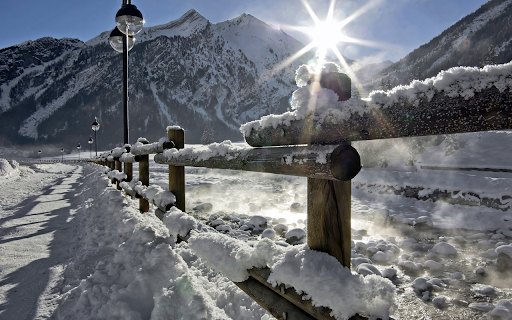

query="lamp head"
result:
[116,3,144,36]
[109,27,135,52]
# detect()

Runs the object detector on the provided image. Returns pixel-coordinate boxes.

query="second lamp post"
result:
[109,0,144,145]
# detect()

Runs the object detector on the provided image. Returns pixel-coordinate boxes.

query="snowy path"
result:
[0,164,83,319]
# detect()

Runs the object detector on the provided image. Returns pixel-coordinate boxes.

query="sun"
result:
[262,0,383,85]
[308,20,347,52]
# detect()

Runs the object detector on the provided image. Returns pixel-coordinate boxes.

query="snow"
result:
[431,242,458,255]
[0,159,18,177]
[162,207,198,242]
[1,129,512,320]
[496,244,512,259]
[267,247,396,320]
[106,169,127,181]
[490,300,512,320]
[160,140,251,162]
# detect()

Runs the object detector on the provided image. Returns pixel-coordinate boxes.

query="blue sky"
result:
[1,0,488,62]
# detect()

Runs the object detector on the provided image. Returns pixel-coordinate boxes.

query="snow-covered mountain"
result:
[0,10,312,147]
[362,0,512,93]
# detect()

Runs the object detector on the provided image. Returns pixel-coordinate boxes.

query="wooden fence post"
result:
[307,179,351,268]
[115,160,122,190]
[168,128,185,212]
[139,154,150,212]
[124,163,133,182]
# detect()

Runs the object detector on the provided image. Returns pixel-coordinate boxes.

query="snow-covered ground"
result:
[1,136,512,320]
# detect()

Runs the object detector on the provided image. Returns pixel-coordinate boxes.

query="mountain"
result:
[0,10,312,149]
[362,0,512,93]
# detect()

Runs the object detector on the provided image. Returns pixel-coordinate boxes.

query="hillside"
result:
[363,0,512,93]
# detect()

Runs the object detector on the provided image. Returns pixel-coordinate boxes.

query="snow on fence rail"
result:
[92,63,512,320]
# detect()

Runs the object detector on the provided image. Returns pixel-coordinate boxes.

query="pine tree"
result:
[200,122,215,145]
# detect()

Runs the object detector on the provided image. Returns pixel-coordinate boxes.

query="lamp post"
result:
[88,136,93,158]
[109,0,144,145]
[92,117,100,156]
[77,143,81,160]
[38,150,41,159]
[61,148,64,162]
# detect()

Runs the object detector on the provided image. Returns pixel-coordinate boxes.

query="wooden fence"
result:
[93,70,512,320]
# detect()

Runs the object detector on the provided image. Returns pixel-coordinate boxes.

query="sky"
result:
[0,0,489,63]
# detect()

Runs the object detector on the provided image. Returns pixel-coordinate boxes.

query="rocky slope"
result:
[363,0,512,93]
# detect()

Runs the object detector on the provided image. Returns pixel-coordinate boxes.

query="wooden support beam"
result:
[154,145,361,181]
[247,268,367,320]
[115,160,122,190]
[244,86,512,147]
[307,178,352,268]
[124,162,133,182]
[234,276,317,320]
[168,128,185,212]
[139,154,150,213]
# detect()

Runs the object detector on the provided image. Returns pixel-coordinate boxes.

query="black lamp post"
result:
[61,148,64,161]
[109,0,144,145]
[77,143,81,160]
[92,117,100,156]
[88,136,93,158]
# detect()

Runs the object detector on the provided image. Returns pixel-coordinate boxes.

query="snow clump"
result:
[0,158,17,177]
[431,242,457,255]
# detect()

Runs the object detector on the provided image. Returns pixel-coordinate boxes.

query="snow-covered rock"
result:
[261,228,276,240]
[356,263,382,277]
[469,302,495,312]
[412,277,433,292]
[424,260,444,271]
[284,228,306,245]
[432,296,451,308]
[381,268,397,279]
[273,223,288,236]
[431,242,457,255]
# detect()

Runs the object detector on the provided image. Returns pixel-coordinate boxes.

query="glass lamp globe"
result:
[88,137,93,144]
[77,144,81,150]
[92,118,100,131]
[116,4,144,36]
[109,27,135,53]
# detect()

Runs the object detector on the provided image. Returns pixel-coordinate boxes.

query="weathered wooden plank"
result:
[307,178,352,268]
[154,145,361,181]
[245,86,512,147]
[124,162,133,182]
[115,160,122,190]
[139,154,150,213]
[234,276,317,320]
[168,128,185,211]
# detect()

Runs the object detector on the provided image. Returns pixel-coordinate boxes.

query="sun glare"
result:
[309,20,346,51]
[247,0,384,101]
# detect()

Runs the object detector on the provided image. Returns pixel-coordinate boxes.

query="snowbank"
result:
[188,230,397,320]
[55,164,269,320]
[0,159,18,178]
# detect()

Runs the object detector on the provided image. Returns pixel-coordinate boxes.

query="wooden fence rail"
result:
[92,68,512,320]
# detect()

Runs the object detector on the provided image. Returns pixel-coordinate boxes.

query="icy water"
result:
[145,161,512,320]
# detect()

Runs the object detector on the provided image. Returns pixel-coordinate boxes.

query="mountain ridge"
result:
[0,10,310,147]
[363,0,512,93]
